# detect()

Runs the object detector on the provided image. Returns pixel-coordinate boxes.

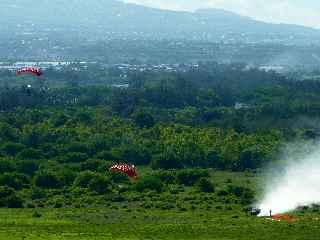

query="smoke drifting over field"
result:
[258,142,320,216]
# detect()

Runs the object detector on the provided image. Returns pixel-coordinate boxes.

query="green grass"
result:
[0,170,319,239]
[0,207,319,240]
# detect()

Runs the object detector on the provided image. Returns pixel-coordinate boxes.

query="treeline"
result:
[1,63,320,133]
[0,107,281,170]
[0,62,319,207]
[0,107,267,208]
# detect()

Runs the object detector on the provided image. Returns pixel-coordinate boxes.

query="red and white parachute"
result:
[16,67,43,77]
[109,164,138,180]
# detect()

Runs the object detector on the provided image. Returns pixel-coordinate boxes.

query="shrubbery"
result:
[0,186,23,208]
[0,172,28,190]
[227,185,255,204]
[1,142,25,156]
[34,171,61,189]
[73,171,97,188]
[176,169,209,186]
[196,178,214,193]
[136,176,164,193]
[88,175,110,194]
[16,160,39,175]
[0,158,15,173]
[17,148,42,160]
[59,152,89,163]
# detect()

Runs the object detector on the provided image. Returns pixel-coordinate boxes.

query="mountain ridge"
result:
[0,0,319,44]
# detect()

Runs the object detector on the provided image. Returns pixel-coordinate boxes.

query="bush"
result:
[16,160,39,175]
[66,142,90,154]
[151,151,183,169]
[73,171,96,188]
[176,169,209,186]
[80,159,105,172]
[0,158,15,173]
[110,171,130,184]
[31,187,46,200]
[32,211,42,218]
[196,178,214,193]
[206,150,220,168]
[40,144,60,158]
[34,171,61,189]
[132,110,155,128]
[88,175,111,194]
[153,170,176,184]
[58,169,77,186]
[111,144,151,165]
[0,186,15,198]
[240,188,255,205]
[0,172,27,190]
[227,185,245,197]
[17,148,42,160]
[227,185,255,205]
[217,189,228,196]
[0,187,23,208]
[1,142,25,156]
[96,151,114,160]
[6,194,24,208]
[136,176,164,193]
[59,152,89,163]
[237,147,264,170]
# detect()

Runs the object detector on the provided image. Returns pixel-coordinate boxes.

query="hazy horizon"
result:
[122,0,320,29]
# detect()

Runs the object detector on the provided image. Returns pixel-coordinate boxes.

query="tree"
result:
[111,144,151,165]
[0,158,15,173]
[0,186,23,208]
[135,176,163,193]
[17,148,42,160]
[238,147,264,170]
[176,169,209,186]
[197,177,214,193]
[73,171,97,188]
[16,160,39,175]
[34,171,61,189]
[151,148,183,169]
[1,142,25,156]
[88,175,110,194]
[0,173,27,190]
[133,110,155,128]
[59,152,89,163]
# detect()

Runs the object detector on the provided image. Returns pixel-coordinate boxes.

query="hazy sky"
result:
[122,0,320,29]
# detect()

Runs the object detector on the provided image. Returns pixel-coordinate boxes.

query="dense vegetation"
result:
[1,62,320,238]
[0,63,319,210]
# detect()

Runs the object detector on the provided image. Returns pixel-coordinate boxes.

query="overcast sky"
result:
[122,0,320,29]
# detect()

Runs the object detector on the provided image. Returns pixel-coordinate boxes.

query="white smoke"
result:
[258,142,320,216]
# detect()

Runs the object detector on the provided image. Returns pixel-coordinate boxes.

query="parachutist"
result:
[269,210,272,217]
[110,164,138,180]
[17,67,43,77]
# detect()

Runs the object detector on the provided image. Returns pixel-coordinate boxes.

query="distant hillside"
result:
[1,0,320,44]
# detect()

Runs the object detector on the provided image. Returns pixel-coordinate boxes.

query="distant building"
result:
[259,65,285,73]
[234,102,251,110]
[111,84,129,88]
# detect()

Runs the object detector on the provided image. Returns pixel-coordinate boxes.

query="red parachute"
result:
[109,164,138,180]
[16,67,43,77]
[271,214,296,221]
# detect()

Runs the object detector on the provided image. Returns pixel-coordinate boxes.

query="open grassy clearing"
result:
[0,207,320,240]
[0,170,319,240]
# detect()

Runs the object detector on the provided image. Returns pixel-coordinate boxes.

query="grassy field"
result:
[0,171,319,240]
[0,207,320,240]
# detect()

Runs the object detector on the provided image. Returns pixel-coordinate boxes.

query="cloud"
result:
[121,0,320,28]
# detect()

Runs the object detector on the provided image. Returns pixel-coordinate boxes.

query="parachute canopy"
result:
[16,67,43,77]
[271,214,296,221]
[109,164,138,180]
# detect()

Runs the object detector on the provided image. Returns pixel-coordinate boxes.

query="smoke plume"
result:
[258,142,320,216]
